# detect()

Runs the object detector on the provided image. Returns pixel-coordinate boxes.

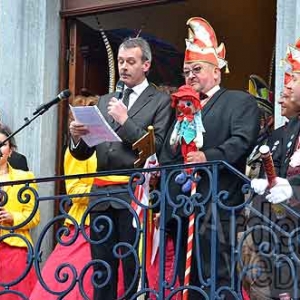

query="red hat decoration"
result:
[284,38,300,73]
[184,17,228,71]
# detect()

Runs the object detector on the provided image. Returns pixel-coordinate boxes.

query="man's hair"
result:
[119,37,152,63]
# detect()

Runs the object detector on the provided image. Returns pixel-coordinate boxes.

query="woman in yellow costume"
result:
[0,123,40,299]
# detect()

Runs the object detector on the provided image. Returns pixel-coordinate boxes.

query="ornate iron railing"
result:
[0,161,298,299]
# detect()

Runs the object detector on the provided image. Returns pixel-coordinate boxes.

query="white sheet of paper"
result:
[69,105,121,147]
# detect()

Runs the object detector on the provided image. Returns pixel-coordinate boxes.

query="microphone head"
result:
[115,81,125,100]
[116,80,125,93]
[58,89,71,99]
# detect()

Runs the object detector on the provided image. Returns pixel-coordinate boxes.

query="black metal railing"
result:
[0,161,298,299]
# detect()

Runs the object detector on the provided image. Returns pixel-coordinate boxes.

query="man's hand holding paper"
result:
[69,121,89,144]
[69,105,121,147]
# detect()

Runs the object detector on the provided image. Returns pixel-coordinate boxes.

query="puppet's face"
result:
[177,98,197,116]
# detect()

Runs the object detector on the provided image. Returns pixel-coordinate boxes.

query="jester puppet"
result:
[170,85,205,192]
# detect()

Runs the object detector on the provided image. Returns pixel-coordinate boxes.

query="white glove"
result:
[289,150,300,167]
[148,159,160,178]
[251,178,269,195]
[265,177,293,204]
[194,133,203,149]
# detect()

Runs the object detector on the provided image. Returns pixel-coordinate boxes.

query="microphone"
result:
[33,89,71,115]
[115,80,125,100]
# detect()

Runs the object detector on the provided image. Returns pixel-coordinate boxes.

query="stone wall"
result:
[0,0,61,257]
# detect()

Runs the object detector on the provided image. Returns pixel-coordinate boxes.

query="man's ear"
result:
[213,67,221,80]
[266,115,274,128]
[143,60,151,73]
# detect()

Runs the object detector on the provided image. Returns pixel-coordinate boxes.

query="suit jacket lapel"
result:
[202,88,227,118]
[128,85,155,118]
[282,117,300,170]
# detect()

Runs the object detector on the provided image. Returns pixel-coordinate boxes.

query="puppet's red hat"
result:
[171,85,202,110]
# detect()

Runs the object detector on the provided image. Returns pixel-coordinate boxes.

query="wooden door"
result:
[68,19,110,100]
[57,18,111,175]
[54,18,113,241]
[54,18,111,214]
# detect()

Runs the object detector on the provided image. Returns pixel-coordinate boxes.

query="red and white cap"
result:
[184,17,228,70]
[284,38,300,73]
[284,72,292,86]
[171,85,202,110]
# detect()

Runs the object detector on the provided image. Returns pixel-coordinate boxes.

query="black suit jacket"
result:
[161,87,260,209]
[70,84,173,209]
[8,151,29,171]
[272,117,300,200]
[160,87,260,283]
[250,118,300,297]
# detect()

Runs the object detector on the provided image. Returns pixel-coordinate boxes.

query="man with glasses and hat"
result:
[251,38,300,202]
[160,16,260,299]
[251,39,300,299]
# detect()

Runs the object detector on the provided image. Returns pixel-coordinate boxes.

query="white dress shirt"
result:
[123,78,149,110]
[201,85,220,106]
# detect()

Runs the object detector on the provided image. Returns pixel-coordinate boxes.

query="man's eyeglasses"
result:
[182,66,203,78]
[280,92,290,99]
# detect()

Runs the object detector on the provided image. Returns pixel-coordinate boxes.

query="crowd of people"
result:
[1,15,300,300]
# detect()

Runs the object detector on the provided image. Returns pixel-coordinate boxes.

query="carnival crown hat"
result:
[184,17,227,70]
[171,84,202,110]
[279,41,293,86]
[284,38,300,73]
[248,74,273,116]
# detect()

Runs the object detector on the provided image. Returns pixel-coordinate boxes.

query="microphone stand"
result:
[0,106,55,157]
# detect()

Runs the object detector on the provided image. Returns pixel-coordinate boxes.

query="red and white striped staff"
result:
[182,179,197,300]
[259,145,286,218]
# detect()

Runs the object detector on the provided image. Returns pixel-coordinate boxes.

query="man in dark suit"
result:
[267,72,299,163]
[251,39,300,299]
[69,37,173,300]
[160,17,260,299]
[246,71,300,299]
[251,41,300,203]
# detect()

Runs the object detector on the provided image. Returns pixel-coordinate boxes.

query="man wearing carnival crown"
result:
[251,38,300,298]
[160,17,260,299]
[252,39,300,202]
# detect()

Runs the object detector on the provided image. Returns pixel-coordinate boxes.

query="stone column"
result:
[275,0,300,127]
[0,0,61,257]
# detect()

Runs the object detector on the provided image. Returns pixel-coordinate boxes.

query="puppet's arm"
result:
[194,112,205,149]
[170,120,181,146]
